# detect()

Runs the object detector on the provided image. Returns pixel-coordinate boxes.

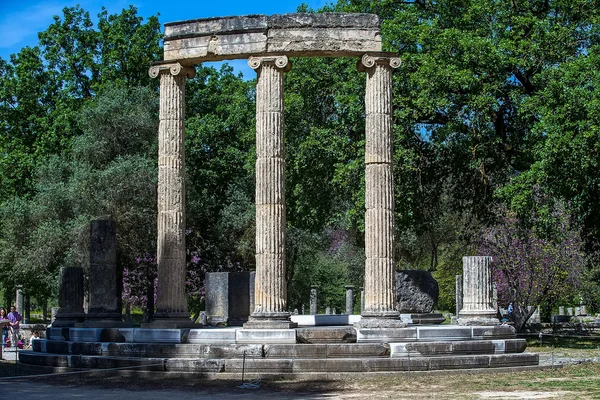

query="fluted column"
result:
[149,62,195,325]
[458,256,499,325]
[357,53,403,327]
[53,267,86,327]
[244,55,296,329]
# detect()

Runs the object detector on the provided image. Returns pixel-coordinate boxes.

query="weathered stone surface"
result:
[360,55,401,324]
[53,267,85,327]
[458,256,499,326]
[86,220,122,322]
[395,270,439,313]
[245,56,295,330]
[205,272,252,326]
[150,63,195,325]
[163,13,381,63]
[296,326,356,343]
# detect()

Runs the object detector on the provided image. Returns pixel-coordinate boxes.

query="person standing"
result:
[8,306,22,348]
[0,308,8,346]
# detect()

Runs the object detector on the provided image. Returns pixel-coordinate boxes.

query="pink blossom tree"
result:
[479,208,584,332]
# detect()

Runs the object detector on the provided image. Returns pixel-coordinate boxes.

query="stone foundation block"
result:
[236,329,296,344]
[133,329,182,343]
[187,328,237,344]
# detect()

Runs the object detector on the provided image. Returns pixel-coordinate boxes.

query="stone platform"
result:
[19,325,538,375]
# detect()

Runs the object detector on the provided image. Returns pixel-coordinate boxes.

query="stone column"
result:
[310,285,318,315]
[458,256,499,325]
[53,267,86,327]
[455,274,463,318]
[15,286,23,316]
[149,62,195,327]
[84,219,127,326]
[345,285,355,315]
[357,53,404,328]
[244,55,296,329]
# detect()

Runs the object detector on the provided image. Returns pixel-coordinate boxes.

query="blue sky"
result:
[0,0,330,77]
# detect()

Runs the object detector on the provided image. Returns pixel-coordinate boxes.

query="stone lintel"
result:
[163,13,382,63]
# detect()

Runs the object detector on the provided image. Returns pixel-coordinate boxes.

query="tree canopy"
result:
[0,1,599,321]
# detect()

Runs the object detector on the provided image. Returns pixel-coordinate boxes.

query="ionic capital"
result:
[149,62,196,79]
[357,53,401,72]
[248,55,292,72]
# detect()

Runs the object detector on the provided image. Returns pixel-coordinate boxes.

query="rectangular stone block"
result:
[18,352,71,368]
[32,339,46,353]
[200,344,263,359]
[69,328,103,342]
[74,356,165,371]
[162,13,382,63]
[327,343,389,358]
[44,340,70,354]
[451,340,495,355]
[264,344,327,358]
[205,272,252,326]
[133,328,181,343]
[390,342,452,357]
[356,328,417,343]
[70,341,103,355]
[236,329,296,344]
[293,358,363,373]
[489,353,539,367]
[187,328,237,343]
[225,358,293,373]
[166,358,225,372]
[504,339,527,353]
[47,327,69,341]
[115,328,135,342]
[164,33,268,62]
[103,343,148,357]
[165,15,269,38]
[416,326,472,341]
[296,326,356,343]
[471,325,516,339]
[429,355,490,370]
[363,358,429,372]
[491,340,505,354]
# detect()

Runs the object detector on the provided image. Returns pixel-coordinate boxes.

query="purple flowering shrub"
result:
[478,208,583,331]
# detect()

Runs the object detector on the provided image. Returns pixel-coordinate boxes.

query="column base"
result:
[243,312,298,329]
[355,314,407,329]
[458,309,499,326]
[52,314,86,328]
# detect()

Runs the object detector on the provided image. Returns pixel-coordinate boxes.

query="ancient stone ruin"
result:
[20,13,538,375]
[149,13,402,330]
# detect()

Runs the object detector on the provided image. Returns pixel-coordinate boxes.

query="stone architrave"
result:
[356,53,404,328]
[244,55,296,329]
[456,274,463,317]
[458,256,499,326]
[310,285,318,315]
[345,285,355,315]
[85,219,122,323]
[53,267,86,327]
[148,62,196,327]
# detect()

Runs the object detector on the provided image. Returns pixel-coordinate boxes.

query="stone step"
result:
[389,339,527,357]
[19,351,539,372]
[33,340,390,359]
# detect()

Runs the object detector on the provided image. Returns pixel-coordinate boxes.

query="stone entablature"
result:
[164,13,382,63]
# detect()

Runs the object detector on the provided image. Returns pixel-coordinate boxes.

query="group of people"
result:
[0,306,22,347]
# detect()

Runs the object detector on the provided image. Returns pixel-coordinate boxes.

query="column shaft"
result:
[360,54,400,320]
[150,63,195,322]
[245,56,295,328]
[458,256,498,325]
